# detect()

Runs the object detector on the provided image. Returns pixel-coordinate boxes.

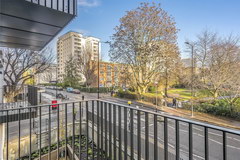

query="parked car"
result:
[66,87,73,92]
[72,89,80,94]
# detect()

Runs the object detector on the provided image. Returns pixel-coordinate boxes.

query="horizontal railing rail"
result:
[1,99,240,160]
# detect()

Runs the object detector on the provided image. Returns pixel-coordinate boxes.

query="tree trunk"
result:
[213,91,218,98]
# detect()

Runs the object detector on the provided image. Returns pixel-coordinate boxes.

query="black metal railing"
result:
[1,99,240,160]
[25,0,77,15]
[0,85,38,110]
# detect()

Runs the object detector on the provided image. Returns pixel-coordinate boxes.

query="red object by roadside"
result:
[52,100,58,109]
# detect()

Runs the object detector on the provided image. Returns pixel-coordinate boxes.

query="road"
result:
[7,88,240,160]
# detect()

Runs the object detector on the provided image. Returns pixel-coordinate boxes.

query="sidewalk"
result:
[138,100,240,130]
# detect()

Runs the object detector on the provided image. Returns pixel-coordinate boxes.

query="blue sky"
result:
[51,0,240,60]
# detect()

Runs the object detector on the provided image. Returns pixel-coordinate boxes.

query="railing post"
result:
[223,132,227,160]
[205,127,209,160]
[164,117,168,160]
[137,110,141,160]
[176,120,180,160]
[145,112,149,160]
[118,106,122,160]
[189,123,193,160]
[154,114,158,160]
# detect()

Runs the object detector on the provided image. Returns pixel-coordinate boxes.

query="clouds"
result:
[78,0,100,7]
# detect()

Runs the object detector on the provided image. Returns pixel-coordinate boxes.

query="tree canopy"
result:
[109,2,179,94]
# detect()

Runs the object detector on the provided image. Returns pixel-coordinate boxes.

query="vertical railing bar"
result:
[18,109,21,159]
[130,109,134,160]
[51,0,53,8]
[29,107,32,160]
[92,101,95,160]
[97,101,100,159]
[39,107,42,160]
[68,0,70,13]
[189,123,193,160]
[57,104,60,160]
[48,105,51,160]
[6,110,9,160]
[124,107,128,160]
[109,103,112,159]
[57,0,59,10]
[62,0,64,12]
[137,110,141,160]
[113,104,117,160]
[44,0,46,7]
[101,101,104,159]
[145,112,149,160]
[223,131,227,160]
[104,102,108,157]
[72,102,75,160]
[72,0,74,15]
[79,102,82,160]
[154,114,158,160]
[65,103,68,160]
[205,127,209,160]
[176,120,180,160]
[164,117,168,160]
[86,101,89,160]
[118,106,122,160]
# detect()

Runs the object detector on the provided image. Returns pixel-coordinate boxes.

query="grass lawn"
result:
[168,88,212,100]
[138,88,212,101]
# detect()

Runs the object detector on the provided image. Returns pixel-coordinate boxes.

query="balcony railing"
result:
[25,0,77,15]
[1,100,240,159]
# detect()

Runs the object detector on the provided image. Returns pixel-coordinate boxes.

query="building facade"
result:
[57,31,100,82]
[91,61,127,88]
[35,64,57,84]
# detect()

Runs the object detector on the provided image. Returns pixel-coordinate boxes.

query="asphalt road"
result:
[6,89,240,160]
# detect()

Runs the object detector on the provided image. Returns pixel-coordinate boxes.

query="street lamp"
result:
[97,41,110,99]
[155,81,158,112]
[55,65,58,99]
[185,41,194,117]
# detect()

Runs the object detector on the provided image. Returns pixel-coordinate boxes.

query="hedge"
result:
[116,90,163,105]
[183,99,240,120]
[77,87,112,93]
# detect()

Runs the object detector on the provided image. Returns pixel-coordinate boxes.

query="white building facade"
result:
[57,31,101,82]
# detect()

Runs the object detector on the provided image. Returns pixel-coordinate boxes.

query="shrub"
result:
[77,87,111,93]
[183,99,240,120]
[115,90,163,105]
[148,86,156,93]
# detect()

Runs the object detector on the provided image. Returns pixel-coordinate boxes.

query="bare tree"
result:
[160,47,181,97]
[2,48,53,102]
[77,46,97,87]
[109,2,179,95]
[193,30,240,98]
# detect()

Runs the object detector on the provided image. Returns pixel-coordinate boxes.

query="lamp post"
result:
[55,65,58,99]
[155,81,158,112]
[97,41,110,99]
[185,42,194,117]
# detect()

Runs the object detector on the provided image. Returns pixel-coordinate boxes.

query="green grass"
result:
[168,88,211,100]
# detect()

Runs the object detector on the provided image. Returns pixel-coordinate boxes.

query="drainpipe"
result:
[0,50,4,160]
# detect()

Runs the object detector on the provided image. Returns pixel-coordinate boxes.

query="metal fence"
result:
[0,85,38,110]
[1,99,240,160]
[25,0,77,15]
